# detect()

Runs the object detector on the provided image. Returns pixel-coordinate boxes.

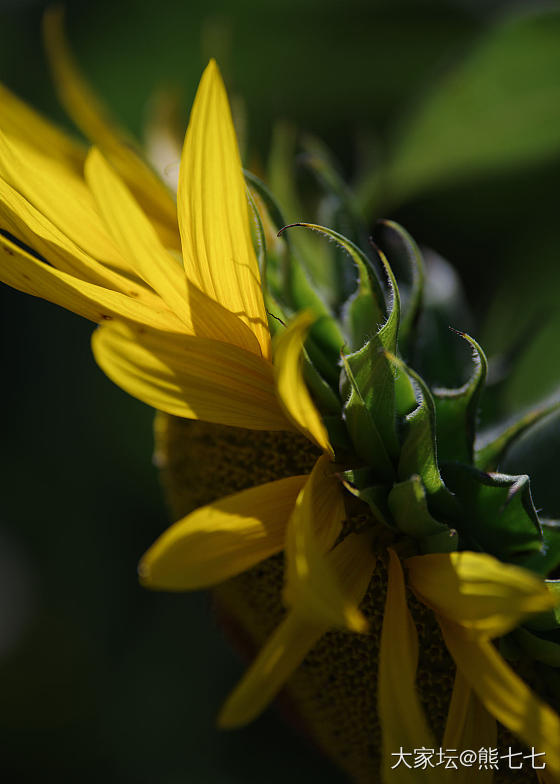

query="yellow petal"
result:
[92,320,290,430]
[0,232,179,331]
[0,130,132,277]
[177,59,270,359]
[274,312,333,455]
[406,551,557,638]
[218,611,324,729]
[284,455,368,632]
[440,619,560,779]
[139,475,307,590]
[379,549,440,784]
[85,148,261,353]
[42,6,178,249]
[0,174,181,321]
[443,669,497,784]
[218,530,375,728]
[0,82,84,171]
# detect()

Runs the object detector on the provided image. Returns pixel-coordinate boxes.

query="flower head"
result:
[1,18,560,783]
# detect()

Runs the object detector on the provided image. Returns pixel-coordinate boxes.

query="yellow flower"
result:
[1,21,560,783]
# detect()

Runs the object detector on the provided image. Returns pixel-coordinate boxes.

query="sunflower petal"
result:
[92,320,290,429]
[274,312,333,455]
[0,174,180,319]
[0,233,179,331]
[177,59,270,358]
[139,475,307,590]
[443,669,497,783]
[218,531,375,728]
[85,148,261,352]
[440,619,560,779]
[42,6,178,248]
[284,455,368,632]
[379,549,439,783]
[0,82,84,170]
[0,129,132,277]
[406,551,557,638]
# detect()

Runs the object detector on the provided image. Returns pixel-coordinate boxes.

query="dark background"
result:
[1,0,560,781]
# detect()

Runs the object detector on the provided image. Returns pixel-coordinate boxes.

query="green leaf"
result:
[433,331,488,464]
[371,220,424,359]
[475,393,560,471]
[441,463,543,564]
[388,475,457,553]
[519,520,560,580]
[363,9,560,209]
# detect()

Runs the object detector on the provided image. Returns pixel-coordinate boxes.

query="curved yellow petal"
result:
[274,312,333,456]
[443,669,497,784]
[42,6,178,249]
[85,148,261,354]
[177,59,270,359]
[139,475,307,590]
[0,82,84,171]
[0,174,180,320]
[379,549,441,784]
[0,233,179,331]
[406,551,557,639]
[92,321,290,430]
[440,619,560,779]
[284,455,368,632]
[218,531,375,728]
[0,130,132,277]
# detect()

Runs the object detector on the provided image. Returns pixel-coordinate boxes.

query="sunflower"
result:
[1,16,560,784]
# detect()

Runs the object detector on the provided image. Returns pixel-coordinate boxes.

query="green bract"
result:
[247,160,560,702]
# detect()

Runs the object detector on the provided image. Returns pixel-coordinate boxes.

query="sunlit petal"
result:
[139,475,307,590]
[274,312,333,456]
[406,551,557,638]
[177,59,270,358]
[92,321,290,429]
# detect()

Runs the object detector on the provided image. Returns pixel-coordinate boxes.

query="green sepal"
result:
[339,352,395,481]
[302,348,341,416]
[433,331,488,464]
[394,359,445,496]
[441,463,544,564]
[372,220,424,359]
[475,394,560,472]
[388,475,457,553]
[281,222,386,350]
[323,415,353,454]
[340,468,391,526]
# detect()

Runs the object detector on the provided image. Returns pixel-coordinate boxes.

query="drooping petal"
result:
[406,551,557,639]
[42,6,178,249]
[0,130,131,277]
[177,59,270,359]
[284,455,368,632]
[85,148,261,353]
[274,312,333,456]
[440,619,560,779]
[0,174,178,317]
[0,82,84,171]
[0,233,180,332]
[218,611,324,729]
[378,549,440,784]
[139,475,307,590]
[218,531,376,728]
[92,321,290,430]
[443,669,497,783]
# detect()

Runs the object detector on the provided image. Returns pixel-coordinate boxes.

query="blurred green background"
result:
[1,0,560,781]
